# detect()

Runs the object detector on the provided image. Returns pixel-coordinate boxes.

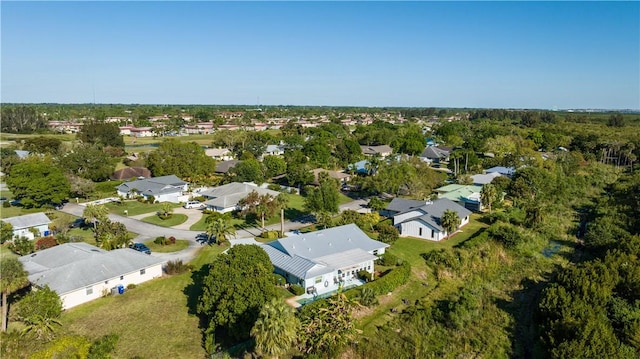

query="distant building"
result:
[200,182,280,213]
[116,175,189,203]
[360,145,393,158]
[3,213,52,240]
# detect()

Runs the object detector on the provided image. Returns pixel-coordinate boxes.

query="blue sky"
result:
[2,1,638,109]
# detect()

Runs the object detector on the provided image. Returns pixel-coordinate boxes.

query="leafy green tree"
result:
[63,145,116,181]
[300,291,357,358]
[263,155,287,178]
[6,156,70,208]
[375,222,399,244]
[198,245,277,343]
[305,172,340,215]
[239,192,289,232]
[30,335,91,359]
[17,285,62,340]
[158,202,174,219]
[251,298,300,358]
[0,257,29,332]
[95,220,130,250]
[66,174,97,199]
[83,204,109,231]
[77,121,125,148]
[23,136,62,154]
[481,183,497,213]
[608,113,625,127]
[146,139,216,179]
[441,210,461,239]
[205,217,236,246]
[229,158,265,184]
[8,237,35,255]
[368,197,387,212]
[0,221,14,244]
[0,105,47,133]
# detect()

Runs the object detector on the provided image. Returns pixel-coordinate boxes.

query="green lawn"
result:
[104,200,181,217]
[189,215,244,232]
[141,213,188,227]
[145,239,190,253]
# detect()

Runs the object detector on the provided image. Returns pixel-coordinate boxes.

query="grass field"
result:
[144,239,190,253]
[104,200,180,217]
[141,213,188,227]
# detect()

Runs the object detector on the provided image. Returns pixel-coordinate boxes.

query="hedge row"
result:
[361,262,411,296]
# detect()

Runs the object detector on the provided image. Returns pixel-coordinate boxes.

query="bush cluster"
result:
[272,274,286,286]
[165,260,192,275]
[258,230,282,240]
[289,284,305,295]
[488,223,525,248]
[377,252,402,267]
[153,236,176,246]
[35,236,57,250]
[362,262,411,296]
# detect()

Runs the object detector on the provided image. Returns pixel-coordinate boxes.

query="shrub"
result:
[192,195,206,202]
[272,274,286,286]
[364,262,411,296]
[358,270,372,282]
[126,283,136,290]
[166,260,191,275]
[377,252,401,267]
[289,284,305,295]
[356,287,379,307]
[168,236,176,244]
[488,223,525,248]
[259,230,282,240]
[375,222,399,244]
[146,195,155,204]
[267,184,282,191]
[154,236,167,245]
[35,236,57,251]
[2,201,10,208]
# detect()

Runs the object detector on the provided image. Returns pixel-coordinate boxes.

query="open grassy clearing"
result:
[144,239,190,253]
[104,200,180,217]
[141,213,188,227]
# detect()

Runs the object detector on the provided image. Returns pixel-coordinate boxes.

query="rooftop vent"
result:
[425,200,433,205]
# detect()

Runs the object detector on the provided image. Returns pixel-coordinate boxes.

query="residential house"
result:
[435,184,483,212]
[348,159,374,175]
[419,146,452,165]
[258,224,389,295]
[20,243,164,309]
[119,126,134,136]
[263,144,285,157]
[200,182,280,213]
[130,127,154,137]
[485,166,516,178]
[205,148,234,161]
[116,175,189,203]
[360,145,393,158]
[470,172,502,186]
[215,160,241,174]
[3,213,52,240]
[184,122,214,135]
[310,168,351,186]
[111,167,152,181]
[387,198,471,241]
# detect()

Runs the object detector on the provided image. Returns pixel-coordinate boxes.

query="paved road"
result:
[60,197,371,263]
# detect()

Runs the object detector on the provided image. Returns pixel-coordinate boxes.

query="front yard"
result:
[141,213,188,227]
[104,200,181,217]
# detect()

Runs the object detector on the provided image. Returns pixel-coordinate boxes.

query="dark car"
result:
[129,242,151,255]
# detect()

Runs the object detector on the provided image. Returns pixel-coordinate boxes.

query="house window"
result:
[120,276,124,280]
[104,280,109,285]
[431,229,435,238]
[368,265,371,270]
[373,250,378,255]
[140,269,146,275]
[315,276,322,284]
[86,287,93,295]
[419,228,423,236]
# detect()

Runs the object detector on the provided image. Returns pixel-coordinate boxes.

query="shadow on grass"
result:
[495,273,554,359]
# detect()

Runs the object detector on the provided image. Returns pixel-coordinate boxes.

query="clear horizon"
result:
[2,2,639,110]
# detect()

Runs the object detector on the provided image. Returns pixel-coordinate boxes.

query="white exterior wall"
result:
[13,224,50,240]
[58,263,163,310]
[302,259,377,296]
[393,210,426,225]
[210,205,236,213]
[398,221,444,241]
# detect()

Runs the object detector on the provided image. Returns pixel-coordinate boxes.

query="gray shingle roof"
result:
[395,198,472,231]
[116,175,186,196]
[3,213,51,230]
[385,198,427,214]
[19,243,165,295]
[360,145,393,156]
[420,146,451,160]
[259,224,387,279]
[215,160,241,173]
[201,182,279,209]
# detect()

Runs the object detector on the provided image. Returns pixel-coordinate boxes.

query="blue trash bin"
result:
[117,285,125,294]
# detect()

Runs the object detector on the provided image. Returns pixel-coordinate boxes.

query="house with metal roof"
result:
[200,182,280,213]
[19,242,164,309]
[116,175,188,203]
[389,198,471,241]
[470,171,502,185]
[435,184,484,212]
[485,166,516,178]
[3,213,51,240]
[259,224,389,296]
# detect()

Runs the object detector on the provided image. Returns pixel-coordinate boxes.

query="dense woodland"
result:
[1,104,639,358]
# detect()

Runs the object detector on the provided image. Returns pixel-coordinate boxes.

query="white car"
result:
[184,201,205,209]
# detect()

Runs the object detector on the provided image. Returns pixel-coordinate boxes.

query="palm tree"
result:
[21,314,61,340]
[480,183,497,213]
[0,257,29,332]
[206,217,236,246]
[159,202,174,219]
[440,209,461,240]
[83,204,109,231]
[251,298,300,359]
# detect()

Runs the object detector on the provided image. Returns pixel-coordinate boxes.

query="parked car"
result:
[129,242,151,255]
[184,201,205,209]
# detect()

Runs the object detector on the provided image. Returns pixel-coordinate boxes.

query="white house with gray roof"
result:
[3,213,51,240]
[116,175,189,203]
[19,243,164,309]
[200,182,280,213]
[388,198,471,241]
[258,224,389,296]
